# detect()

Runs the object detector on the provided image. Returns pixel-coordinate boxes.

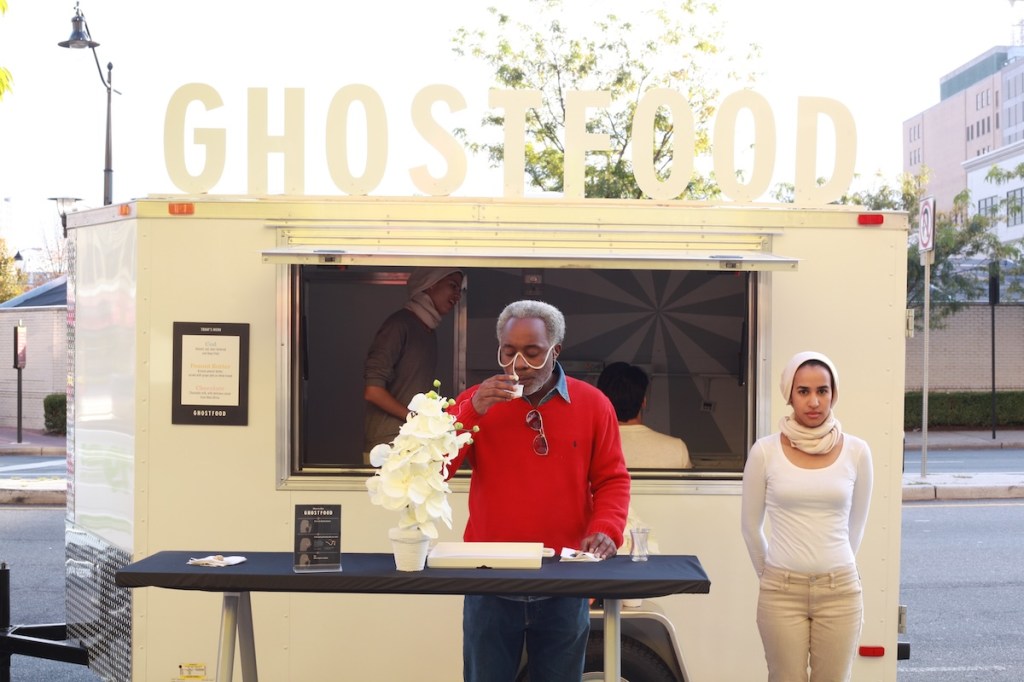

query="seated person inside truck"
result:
[597,361,691,558]
[596,361,692,469]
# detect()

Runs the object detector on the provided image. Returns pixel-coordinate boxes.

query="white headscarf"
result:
[404,268,463,329]
[778,351,842,454]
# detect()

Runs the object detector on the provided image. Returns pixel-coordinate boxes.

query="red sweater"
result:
[448,377,631,552]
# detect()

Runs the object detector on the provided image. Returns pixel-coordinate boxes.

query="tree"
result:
[0,237,27,302]
[452,0,760,199]
[837,171,1023,326]
[30,223,69,286]
[0,0,10,102]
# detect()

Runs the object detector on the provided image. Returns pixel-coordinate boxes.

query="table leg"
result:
[238,592,258,680]
[217,593,240,682]
[217,592,259,682]
[603,598,621,682]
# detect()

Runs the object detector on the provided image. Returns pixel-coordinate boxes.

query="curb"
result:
[903,442,1024,451]
[0,445,66,456]
[0,486,66,505]
[901,472,1024,501]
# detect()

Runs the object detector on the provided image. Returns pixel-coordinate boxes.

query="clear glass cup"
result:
[630,527,650,562]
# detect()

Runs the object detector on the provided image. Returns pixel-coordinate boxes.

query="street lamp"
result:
[57,2,119,206]
[48,196,82,238]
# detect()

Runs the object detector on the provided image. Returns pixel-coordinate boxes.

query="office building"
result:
[903,46,1022,212]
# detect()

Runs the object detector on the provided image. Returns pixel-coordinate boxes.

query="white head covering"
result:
[778,351,841,454]
[404,268,464,329]
[779,351,838,408]
[406,268,464,298]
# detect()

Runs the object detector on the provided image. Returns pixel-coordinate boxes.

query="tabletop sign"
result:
[294,504,342,572]
[172,322,250,425]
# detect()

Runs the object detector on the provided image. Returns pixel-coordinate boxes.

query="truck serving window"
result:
[289,265,755,477]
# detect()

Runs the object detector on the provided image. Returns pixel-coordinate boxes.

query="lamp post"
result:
[48,196,82,239]
[13,250,24,291]
[58,2,119,206]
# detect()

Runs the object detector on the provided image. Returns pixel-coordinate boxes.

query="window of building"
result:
[979,195,997,218]
[1007,188,1024,227]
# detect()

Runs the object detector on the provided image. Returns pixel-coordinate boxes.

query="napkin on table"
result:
[559,548,602,562]
[187,555,247,567]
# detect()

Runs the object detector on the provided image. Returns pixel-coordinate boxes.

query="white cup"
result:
[511,383,524,398]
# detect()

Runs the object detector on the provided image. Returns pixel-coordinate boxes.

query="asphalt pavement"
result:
[2,426,1024,504]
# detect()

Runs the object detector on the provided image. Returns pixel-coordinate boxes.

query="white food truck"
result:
[62,194,908,681]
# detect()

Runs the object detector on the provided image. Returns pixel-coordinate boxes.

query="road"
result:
[1,505,102,682]
[4,445,1024,679]
[5,499,1024,681]
[898,499,1024,680]
[0,454,66,481]
[902,448,1024,474]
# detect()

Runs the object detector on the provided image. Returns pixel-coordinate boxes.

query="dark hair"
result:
[798,359,835,392]
[596,362,649,422]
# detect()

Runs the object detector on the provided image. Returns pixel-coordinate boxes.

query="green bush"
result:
[905,391,1024,430]
[43,393,67,435]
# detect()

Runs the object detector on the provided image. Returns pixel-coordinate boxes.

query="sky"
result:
[0,0,1022,258]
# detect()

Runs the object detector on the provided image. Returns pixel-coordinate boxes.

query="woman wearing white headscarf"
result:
[363,267,464,454]
[741,351,873,682]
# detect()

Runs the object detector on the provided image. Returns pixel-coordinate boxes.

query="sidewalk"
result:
[0,426,67,505]
[3,428,1024,504]
[902,428,1024,501]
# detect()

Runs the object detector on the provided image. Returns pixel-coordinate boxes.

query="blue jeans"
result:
[463,595,590,682]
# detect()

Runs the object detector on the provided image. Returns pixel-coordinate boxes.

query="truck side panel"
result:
[64,198,906,681]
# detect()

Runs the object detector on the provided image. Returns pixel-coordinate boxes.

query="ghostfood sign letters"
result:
[164,84,856,205]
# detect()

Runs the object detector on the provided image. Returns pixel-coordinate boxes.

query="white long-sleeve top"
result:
[740,432,873,576]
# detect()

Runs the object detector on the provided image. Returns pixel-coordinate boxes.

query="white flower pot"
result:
[388,527,431,571]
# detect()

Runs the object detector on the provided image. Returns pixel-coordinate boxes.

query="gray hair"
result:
[495,300,566,346]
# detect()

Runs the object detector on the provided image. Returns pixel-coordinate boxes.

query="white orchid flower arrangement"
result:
[366,381,477,539]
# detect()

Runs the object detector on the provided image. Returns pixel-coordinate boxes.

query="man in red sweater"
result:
[448,299,630,682]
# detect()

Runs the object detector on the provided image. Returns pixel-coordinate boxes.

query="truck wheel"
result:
[582,634,678,682]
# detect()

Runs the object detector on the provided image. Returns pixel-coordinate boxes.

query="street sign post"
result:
[919,197,935,476]
[13,324,26,444]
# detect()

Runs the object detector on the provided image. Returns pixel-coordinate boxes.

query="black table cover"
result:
[116,551,710,600]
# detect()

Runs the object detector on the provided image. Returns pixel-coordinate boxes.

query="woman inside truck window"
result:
[362,268,464,456]
[740,351,873,682]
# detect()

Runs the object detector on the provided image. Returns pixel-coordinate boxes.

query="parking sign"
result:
[919,196,935,252]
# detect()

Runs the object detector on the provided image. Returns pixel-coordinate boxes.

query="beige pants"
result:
[756,564,863,682]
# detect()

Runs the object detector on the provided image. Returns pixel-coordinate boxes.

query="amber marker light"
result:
[167,203,195,216]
